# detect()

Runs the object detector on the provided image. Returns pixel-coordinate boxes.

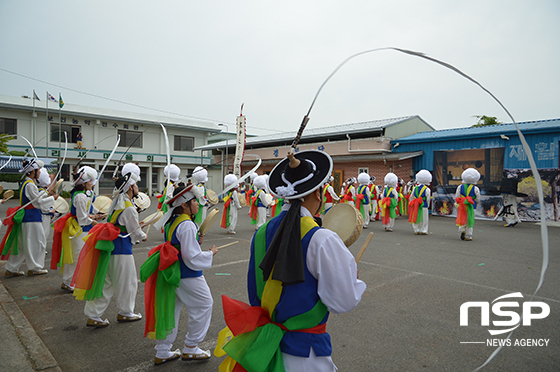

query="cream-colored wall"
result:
[384,117,434,139]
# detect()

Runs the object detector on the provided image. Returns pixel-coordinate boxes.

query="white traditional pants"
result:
[458,225,474,239]
[6,222,46,272]
[257,207,267,229]
[155,276,213,357]
[41,215,52,242]
[282,347,337,372]
[362,205,370,228]
[412,208,429,234]
[84,254,138,319]
[227,208,238,233]
[62,230,87,286]
[383,218,395,230]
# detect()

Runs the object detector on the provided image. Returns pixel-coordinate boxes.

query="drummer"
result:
[53,166,104,291]
[75,163,145,328]
[36,168,56,242]
[249,175,270,230]
[320,176,339,217]
[140,185,218,365]
[220,174,241,234]
[218,149,365,371]
[191,166,209,225]
[3,158,57,277]
[159,164,181,213]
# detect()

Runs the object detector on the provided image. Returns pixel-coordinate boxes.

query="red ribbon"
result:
[380,197,393,225]
[51,212,73,270]
[408,198,423,224]
[250,196,258,221]
[355,193,364,212]
[144,241,179,337]
[455,196,474,226]
[220,198,232,228]
[0,206,22,260]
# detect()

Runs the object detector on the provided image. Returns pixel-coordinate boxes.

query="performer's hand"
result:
[91,220,98,226]
[0,199,5,204]
[139,221,145,227]
[210,245,218,256]
[198,234,205,244]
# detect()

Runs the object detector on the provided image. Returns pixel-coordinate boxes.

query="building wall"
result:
[0,103,216,195]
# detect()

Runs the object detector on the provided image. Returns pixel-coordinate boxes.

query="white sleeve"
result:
[120,206,146,244]
[25,182,49,209]
[259,191,269,207]
[306,229,366,314]
[232,191,241,209]
[475,186,481,200]
[328,186,339,201]
[36,190,54,213]
[176,221,213,271]
[74,193,94,226]
[166,184,174,199]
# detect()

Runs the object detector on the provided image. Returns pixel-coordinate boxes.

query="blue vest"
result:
[248,211,332,358]
[460,184,478,209]
[20,179,42,223]
[166,215,203,279]
[111,206,133,255]
[358,185,370,204]
[255,190,265,208]
[414,185,428,206]
[70,191,96,233]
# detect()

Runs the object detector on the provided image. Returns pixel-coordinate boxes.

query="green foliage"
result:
[0,173,23,183]
[8,150,26,156]
[0,135,14,154]
[59,190,72,198]
[471,115,502,127]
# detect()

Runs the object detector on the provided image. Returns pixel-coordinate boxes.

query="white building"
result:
[0,94,222,195]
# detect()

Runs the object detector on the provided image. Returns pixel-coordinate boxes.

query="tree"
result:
[0,135,14,154]
[471,115,501,127]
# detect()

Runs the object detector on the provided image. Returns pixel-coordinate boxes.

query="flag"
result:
[33,90,40,101]
[59,94,64,108]
[47,92,57,103]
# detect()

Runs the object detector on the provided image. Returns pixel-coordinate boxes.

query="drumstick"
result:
[355,232,374,263]
[217,241,239,250]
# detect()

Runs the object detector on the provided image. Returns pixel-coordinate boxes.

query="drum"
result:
[93,195,112,214]
[238,194,247,208]
[207,189,219,205]
[3,189,14,201]
[141,211,163,227]
[53,197,69,214]
[199,208,219,235]
[55,179,65,193]
[322,203,363,247]
[134,192,151,212]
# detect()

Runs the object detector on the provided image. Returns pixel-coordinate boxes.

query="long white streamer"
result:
[310,47,548,371]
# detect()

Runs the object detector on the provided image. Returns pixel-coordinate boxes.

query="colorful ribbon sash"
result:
[71,222,121,301]
[0,207,25,259]
[221,192,233,228]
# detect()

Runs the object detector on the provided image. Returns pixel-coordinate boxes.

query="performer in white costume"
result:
[60,166,101,291]
[5,158,56,276]
[250,175,270,230]
[219,150,366,372]
[455,168,481,241]
[36,168,55,242]
[408,170,432,235]
[380,172,399,232]
[221,174,241,234]
[321,176,339,217]
[159,164,181,213]
[191,166,208,225]
[81,163,146,327]
[142,185,218,365]
[356,173,372,228]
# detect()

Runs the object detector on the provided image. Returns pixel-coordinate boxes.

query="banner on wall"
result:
[431,169,560,222]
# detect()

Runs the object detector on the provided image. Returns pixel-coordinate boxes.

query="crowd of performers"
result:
[2,151,510,370]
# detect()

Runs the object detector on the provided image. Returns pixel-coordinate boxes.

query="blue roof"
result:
[394,118,560,144]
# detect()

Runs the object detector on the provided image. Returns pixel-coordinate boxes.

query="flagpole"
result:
[32,90,36,147]
[58,92,61,166]
[46,92,49,156]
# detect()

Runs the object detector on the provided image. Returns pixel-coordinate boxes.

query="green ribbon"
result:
[2,209,25,256]
[83,240,115,301]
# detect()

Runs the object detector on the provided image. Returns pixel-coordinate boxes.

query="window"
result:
[174,135,194,152]
[0,118,17,135]
[433,148,504,188]
[51,124,80,143]
[358,167,369,174]
[118,130,143,148]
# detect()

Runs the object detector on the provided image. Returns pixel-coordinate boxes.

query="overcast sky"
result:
[1,1,559,135]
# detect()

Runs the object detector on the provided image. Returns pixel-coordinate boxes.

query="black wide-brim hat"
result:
[267,150,333,200]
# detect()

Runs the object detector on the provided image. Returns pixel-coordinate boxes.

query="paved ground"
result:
[0,198,558,372]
